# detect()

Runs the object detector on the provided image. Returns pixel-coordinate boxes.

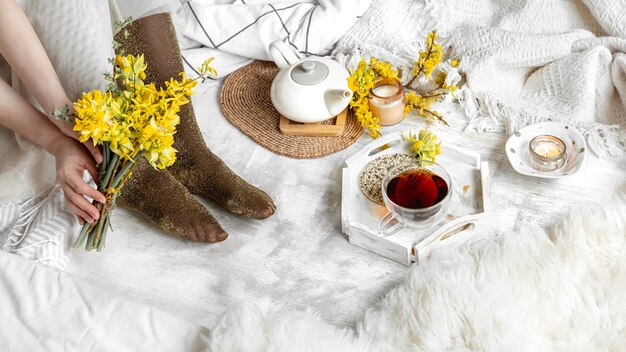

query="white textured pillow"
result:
[19,0,114,101]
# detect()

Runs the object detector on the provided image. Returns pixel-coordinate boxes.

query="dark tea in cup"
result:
[380,161,452,234]
[386,169,448,209]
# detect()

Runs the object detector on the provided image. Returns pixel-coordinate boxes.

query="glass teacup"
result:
[379,161,452,236]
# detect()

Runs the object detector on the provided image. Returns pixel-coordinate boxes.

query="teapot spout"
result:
[325,89,353,116]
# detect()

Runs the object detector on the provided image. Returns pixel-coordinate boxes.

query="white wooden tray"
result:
[341,132,491,266]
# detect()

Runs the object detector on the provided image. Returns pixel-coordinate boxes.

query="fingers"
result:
[54,139,107,224]
[67,187,99,221]
[56,122,103,165]
[64,191,95,224]
[82,156,100,184]
[63,175,100,222]
[69,175,106,204]
[86,142,103,165]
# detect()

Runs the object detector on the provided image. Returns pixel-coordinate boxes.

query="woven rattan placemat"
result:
[220,60,364,159]
[360,153,414,204]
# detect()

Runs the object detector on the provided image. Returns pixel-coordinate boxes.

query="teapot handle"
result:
[269,41,300,69]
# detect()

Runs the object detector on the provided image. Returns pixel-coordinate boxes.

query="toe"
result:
[201,222,216,243]
[242,195,276,220]
[215,230,228,242]
[253,200,275,219]
[204,222,228,243]
[256,206,274,219]
[194,223,207,242]
[185,225,199,242]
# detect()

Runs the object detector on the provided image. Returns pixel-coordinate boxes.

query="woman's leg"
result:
[115,12,276,219]
[116,159,228,242]
[15,1,229,242]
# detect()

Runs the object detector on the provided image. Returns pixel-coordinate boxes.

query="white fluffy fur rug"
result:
[210,197,626,351]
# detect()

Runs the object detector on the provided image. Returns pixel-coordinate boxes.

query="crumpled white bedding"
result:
[175,0,370,78]
[0,105,208,351]
[334,0,626,158]
[1,0,626,350]
[2,85,625,350]
[113,0,371,79]
[1,0,406,346]
[0,251,210,351]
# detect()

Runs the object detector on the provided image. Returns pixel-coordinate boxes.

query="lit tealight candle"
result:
[529,135,567,171]
[368,78,406,126]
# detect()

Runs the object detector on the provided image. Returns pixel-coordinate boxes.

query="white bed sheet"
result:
[0,0,619,348]
[0,251,210,351]
[0,79,624,347]
[66,81,626,330]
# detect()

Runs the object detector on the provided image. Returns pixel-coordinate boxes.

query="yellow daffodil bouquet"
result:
[347,31,462,138]
[53,54,216,251]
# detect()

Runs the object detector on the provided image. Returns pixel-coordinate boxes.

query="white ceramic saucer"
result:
[505,122,586,179]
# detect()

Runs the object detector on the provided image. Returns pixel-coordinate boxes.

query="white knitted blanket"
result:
[335,0,626,157]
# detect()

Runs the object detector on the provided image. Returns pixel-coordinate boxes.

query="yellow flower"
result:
[345,31,461,137]
[73,54,216,169]
[412,31,443,79]
[115,54,147,88]
[347,58,397,138]
[370,57,398,79]
[402,129,441,162]
[198,58,218,77]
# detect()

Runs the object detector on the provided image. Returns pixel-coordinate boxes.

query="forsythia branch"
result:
[346,30,460,139]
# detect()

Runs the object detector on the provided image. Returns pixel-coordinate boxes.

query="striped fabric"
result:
[172,0,371,79]
[0,185,75,271]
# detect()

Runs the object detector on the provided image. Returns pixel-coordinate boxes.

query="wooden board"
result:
[279,109,348,137]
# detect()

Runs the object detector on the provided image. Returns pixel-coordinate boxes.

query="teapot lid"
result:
[290,60,328,85]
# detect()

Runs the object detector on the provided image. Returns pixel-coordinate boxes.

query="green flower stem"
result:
[91,190,111,248]
[104,142,111,168]
[98,154,107,178]
[72,222,93,249]
[99,142,109,176]
[111,154,141,188]
[96,216,109,252]
[80,149,135,252]
[85,223,98,251]
[100,153,119,192]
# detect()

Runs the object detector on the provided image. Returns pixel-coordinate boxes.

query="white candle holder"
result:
[529,134,567,171]
[368,77,406,126]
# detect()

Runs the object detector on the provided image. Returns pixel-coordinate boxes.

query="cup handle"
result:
[378,211,404,237]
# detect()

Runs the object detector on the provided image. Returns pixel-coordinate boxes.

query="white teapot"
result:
[269,41,353,123]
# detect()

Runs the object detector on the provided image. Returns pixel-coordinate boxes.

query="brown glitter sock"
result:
[114,13,276,220]
[117,159,227,243]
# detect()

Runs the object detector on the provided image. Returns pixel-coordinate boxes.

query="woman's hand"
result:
[49,114,103,165]
[0,0,103,164]
[49,137,107,225]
